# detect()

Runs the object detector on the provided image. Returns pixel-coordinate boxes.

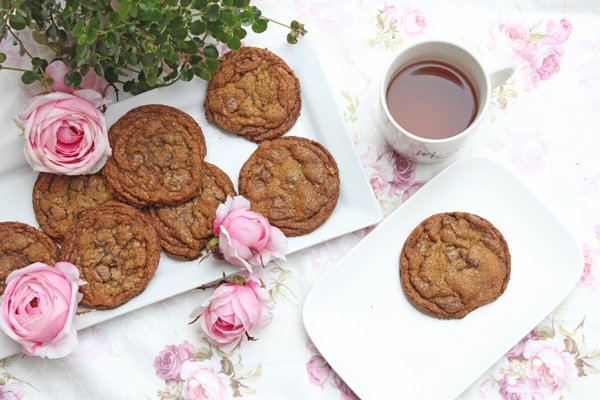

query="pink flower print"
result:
[306,355,332,388]
[390,152,416,189]
[544,19,573,45]
[532,46,563,81]
[507,331,537,361]
[402,181,426,202]
[579,244,600,290]
[522,336,577,393]
[330,372,360,400]
[361,148,395,198]
[302,239,346,271]
[180,359,233,400]
[154,341,195,382]
[499,370,544,400]
[0,382,25,400]
[490,20,531,55]
[509,131,548,171]
[381,4,399,25]
[399,8,427,36]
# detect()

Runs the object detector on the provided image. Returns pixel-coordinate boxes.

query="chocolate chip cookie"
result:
[205,47,301,142]
[61,201,161,309]
[147,163,236,260]
[238,136,339,236]
[33,173,115,242]
[400,212,511,319]
[0,222,60,294]
[103,104,206,207]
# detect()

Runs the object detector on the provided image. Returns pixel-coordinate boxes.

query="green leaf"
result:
[203,44,218,59]
[8,15,27,31]
[118,0,131,19]
[0,52,6,63]
[221,11,237,26]
[88,16,101,30]
[233,27,247,39]
[190,20,206,35]
[192,0,208,10]
[227,36,241,50]
[180,0,193,7]
[206,57,219,73]
[232,0,245,6]
[64,71,82,88]
[104,31,118,48]
[93,63,104,77]
[287,32,298,44]
[180,68,194,81]
[252,18,268,33]
[104,67,119,83]
[21,71,37,84]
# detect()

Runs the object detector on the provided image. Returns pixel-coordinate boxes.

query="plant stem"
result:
[262,17,292,30]
[0,66,31,72]
[7,27,35,60]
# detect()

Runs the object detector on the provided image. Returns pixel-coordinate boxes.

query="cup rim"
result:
[379,39,491,145]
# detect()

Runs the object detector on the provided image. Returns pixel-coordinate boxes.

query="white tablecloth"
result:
[1,0,599,399]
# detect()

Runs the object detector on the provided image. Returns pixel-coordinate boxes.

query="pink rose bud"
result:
[0,262,84,358]
[44,60,108,107]
[190,279,273,346]
[213,196,287,272]
[19,92,111,175]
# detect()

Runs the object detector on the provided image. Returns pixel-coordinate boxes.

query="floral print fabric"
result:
[1,1,600,399]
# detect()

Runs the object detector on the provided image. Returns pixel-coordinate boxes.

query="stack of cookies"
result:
[0,46,341,310]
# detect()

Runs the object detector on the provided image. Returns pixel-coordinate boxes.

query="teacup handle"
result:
[484,51,516,89]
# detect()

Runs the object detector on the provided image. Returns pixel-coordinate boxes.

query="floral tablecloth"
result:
[1,0,600,399]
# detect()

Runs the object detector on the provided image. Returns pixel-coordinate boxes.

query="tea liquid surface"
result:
[386,61,478,140]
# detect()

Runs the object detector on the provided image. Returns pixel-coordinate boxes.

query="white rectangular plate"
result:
[0,38,382,358]
[303,157,582,400]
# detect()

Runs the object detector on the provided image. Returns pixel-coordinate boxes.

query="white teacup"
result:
[379,40,515,163]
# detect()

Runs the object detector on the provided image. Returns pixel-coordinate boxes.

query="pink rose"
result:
[44,60,108,106]
[544,19,573,45]
[381,4,399,25]
[361,149,395,197]
[533,46,563,81]
[579,244,600,289]
[306,355,332,388]
[523,337,577,392]
[400,8,427,36]
[491,20,531,55]
[191,279,273,346]
[499,364,544,400]
[330,372,360,400]
[390,152,416,189]
[0,382,25,400]
[19,92,111,175]
[507,331,537,361]
[180,359,233,400]
[213,196,287,273]
[0,262,84,358]
[154,341,194,382]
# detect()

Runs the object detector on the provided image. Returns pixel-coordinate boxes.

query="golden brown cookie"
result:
[205,47,301,142]
[146,163,236,260]
[103,104,206,207]
[400,212,511,319]
[238,136,339,236]
[61,201,161,309]
[32,173,115,242]
[0,222,60,294]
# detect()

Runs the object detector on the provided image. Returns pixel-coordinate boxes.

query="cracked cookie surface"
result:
[238,136,339,236]
[205,47,301,142]
[62,201,160,309]
[147,163,236,260]
[33,173,115,241]
[0,222,60,294]
[400,212,511,319]
[103,104,206,207]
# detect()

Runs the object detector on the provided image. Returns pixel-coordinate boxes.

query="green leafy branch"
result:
[0,0,306,94]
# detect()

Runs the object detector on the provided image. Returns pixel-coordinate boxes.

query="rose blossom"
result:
[44,60,108,106]
[19,92,111,175]
[523,336,577,392]
[579,244,600,289]
[533,46,563,81]
[213,196,287,273]
[190,279,273,346]
[380,4,399,25]
[400,8,427,36]
[544,19,573,45]
[361,149,395,197]
[507,331,537,361]
[180,359,233,400]
[490,20,531,55]
[498,365,544,400]
[0,382,25,400]
[154,341,194,382]
[0,262,84,358]
[306,355,332,387]
[390,152,416,188]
